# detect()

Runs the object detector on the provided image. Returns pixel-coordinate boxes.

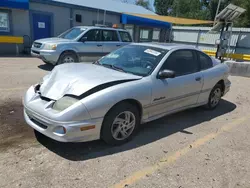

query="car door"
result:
[101,29,122,55]
[78,29,103,62]
[149,49,204,118]
[196,51,215,104]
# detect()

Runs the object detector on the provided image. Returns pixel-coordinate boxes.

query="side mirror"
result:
[158,69,175,79]
[80,36,87,42]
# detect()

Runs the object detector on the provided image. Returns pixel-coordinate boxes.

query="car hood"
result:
[40,63,142,100]
[35,37,72,44]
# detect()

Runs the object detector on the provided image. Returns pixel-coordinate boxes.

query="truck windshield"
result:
[58,28,86,40]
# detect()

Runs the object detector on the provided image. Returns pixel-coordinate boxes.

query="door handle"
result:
[116,44,121,47]
[97,44,102,47]
[195,77,201,81]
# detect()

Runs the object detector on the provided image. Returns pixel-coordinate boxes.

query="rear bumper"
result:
[24,108,103,142]
[31,48,60,65]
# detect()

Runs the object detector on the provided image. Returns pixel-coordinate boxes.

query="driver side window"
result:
[161,50,199,77]
[82,29,101,41]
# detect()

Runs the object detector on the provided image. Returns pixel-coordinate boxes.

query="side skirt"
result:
[141,102,207,124]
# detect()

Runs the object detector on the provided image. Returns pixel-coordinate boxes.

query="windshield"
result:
[97,45,168,76]
[58,28,86,40]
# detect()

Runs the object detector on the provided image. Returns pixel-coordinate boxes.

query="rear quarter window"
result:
[198,51,213,70]
[119,31,132,42]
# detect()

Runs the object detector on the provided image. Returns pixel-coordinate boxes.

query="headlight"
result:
[43,44,57,50]
[53,96,79,111]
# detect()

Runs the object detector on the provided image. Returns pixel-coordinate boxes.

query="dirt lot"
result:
[1,58,250,188]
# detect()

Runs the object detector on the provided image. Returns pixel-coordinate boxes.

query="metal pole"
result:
[103,10,106,25]
[196,29,201,48]
[97,9,99,25]
[235,30,241,53]
[226,23,233,59]
[214,0,222,26]
[168,27,173,43]
[216,22,225,60]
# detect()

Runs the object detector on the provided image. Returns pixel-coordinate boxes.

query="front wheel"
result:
[101,103,140,145]
[57,52,78,65]
[205,84,223,110]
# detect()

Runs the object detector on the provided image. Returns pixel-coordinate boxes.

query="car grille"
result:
[30,117,48,129]
[33,42,42,48]
[28,115,48,129]
[26,109,48,130]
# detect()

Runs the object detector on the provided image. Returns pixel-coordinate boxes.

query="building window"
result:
[152,29,160,41]
[0,11,10,32]
[140,28,152,42]
[75,14,82,23]
[124,25,134,40]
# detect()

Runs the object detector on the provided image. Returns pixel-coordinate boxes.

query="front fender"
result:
[81,77,152,119]
[57,45,79,55]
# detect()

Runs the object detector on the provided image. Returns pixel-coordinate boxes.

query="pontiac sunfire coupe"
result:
[23,43,231,145]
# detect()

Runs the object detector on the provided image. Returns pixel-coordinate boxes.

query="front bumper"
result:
[31,48,60,65]
[23,86,103,142]
[24,107,103,142]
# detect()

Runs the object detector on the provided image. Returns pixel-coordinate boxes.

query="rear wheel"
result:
[205,84,223,110]
[101,103,140,145]
[57,52,78,65]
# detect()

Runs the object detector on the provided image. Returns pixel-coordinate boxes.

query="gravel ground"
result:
[0,58,250,188]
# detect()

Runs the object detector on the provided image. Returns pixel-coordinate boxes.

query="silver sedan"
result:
[23,43,231,145]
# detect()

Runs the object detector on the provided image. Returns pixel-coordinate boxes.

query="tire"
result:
[101,103,140,145]
[57,52,78,65]
[205,84,223,110]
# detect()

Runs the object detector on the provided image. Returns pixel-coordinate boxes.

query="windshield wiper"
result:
[101,63,126,73]
[113,65,127,73]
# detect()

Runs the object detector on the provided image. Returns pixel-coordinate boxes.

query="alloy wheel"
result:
[210,88,222,108]
[111,111,136,141]
[63,56,75,63]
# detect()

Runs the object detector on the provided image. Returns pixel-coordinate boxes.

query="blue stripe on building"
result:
[0,0,29,10]
[121,14,171,29]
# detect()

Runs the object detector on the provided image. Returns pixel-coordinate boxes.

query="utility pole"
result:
[214,0,222,26]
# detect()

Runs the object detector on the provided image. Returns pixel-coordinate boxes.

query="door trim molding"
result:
[142,101,208,123]
[29,9,54,41]
[143,88,211,109]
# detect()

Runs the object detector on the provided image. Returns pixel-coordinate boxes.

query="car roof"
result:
[132,43,199,51]
[73,26,128,32]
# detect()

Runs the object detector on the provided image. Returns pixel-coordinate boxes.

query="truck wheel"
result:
[58,52,78,65]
